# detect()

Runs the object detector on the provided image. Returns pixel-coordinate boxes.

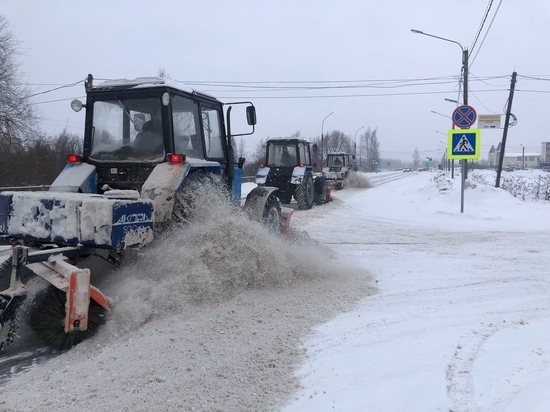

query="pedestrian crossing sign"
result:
[447,129,481,160]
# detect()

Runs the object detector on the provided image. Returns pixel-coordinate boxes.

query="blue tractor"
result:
[0,75,287,351]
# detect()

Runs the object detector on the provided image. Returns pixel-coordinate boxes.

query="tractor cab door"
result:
[297,141,311,166]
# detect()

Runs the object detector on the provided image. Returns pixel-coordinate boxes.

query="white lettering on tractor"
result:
[115,213,149,225]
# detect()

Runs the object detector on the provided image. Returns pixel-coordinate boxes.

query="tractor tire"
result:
[262,193,282,233]
[314,177,328,205]
[294,172,314,210]
[28,285,107,351]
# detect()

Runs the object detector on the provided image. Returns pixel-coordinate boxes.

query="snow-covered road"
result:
[284,170,550,412]
[2,170,550,412]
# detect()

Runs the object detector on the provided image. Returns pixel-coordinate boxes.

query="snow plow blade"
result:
[281,207,293,235]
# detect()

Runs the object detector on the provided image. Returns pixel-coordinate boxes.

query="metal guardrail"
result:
[0,185,51,191]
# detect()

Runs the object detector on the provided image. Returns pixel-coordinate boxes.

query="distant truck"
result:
[323,152,353,190]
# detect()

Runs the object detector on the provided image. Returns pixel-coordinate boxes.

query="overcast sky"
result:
[2,0,549,161]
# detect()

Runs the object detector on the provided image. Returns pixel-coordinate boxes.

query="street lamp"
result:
[520,144,525,169]
[445,98,459,104]
[321,112,333,168]
[412,28,468,212]
[354,126,364,171]
[431,110,451,119]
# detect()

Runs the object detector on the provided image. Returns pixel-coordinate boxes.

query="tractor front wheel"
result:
[262,193,282,232]
[294,172,314,210]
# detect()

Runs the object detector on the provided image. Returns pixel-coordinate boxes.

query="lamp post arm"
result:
[411,29,464,53]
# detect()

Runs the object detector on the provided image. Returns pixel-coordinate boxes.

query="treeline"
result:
[0,131,82,187]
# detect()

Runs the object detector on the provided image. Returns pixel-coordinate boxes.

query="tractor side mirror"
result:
[246,106,257,126]
[238,157,246,169]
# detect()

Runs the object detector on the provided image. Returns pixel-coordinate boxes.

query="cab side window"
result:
[200,105,225,160]
[172,95,203,158]
[298,143,309,165]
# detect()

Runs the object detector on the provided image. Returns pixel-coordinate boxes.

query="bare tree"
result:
[357,128,380,171]
[0,15,40,179]
[242,138,266,176]
[237,137,246,159]
[324,130,352,155]
[413,148,420,168]
[0,129,83,187]
[366,128,380,171]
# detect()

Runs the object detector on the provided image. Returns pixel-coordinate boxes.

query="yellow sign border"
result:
[447,129,481,160]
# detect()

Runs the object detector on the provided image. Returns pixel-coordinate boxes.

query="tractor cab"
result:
[265,139,311,169]
[322,152,353,190]
[71,76,251,193]
[324,153,351,172]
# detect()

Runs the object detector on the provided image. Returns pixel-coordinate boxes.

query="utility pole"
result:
[462,48,469,181]
[459,48,469,212]
[496,71,518,188]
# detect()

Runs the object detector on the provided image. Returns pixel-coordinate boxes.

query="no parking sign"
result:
[452,105,477,129]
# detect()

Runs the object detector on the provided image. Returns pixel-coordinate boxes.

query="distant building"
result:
[503,152,541,168]
[541,142,550,162]
[488,143,541,168]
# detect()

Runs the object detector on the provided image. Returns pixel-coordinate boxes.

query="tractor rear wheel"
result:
[29,286,107,351]
[294,172,314,210]
[262,193,282,232]
[314,177,328,205]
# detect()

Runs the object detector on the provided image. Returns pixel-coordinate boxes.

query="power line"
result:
[28,80,84,98]
[27,76,550,104]
[470,0,504,67]
[213,89,511,100]
[470,0,494,55]
[31,96,86,105]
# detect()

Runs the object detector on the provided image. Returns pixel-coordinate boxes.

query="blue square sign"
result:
[447,129,481,160]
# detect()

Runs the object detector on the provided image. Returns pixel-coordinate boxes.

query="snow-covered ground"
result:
[1,168,550,412]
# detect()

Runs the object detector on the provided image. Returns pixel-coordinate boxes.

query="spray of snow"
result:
[345,171,372,188]
[101,180,344,334]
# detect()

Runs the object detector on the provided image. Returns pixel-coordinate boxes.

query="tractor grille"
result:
[95,165,156,192]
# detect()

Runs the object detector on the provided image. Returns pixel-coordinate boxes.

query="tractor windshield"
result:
[266,143,297,167]
[90,97,165,162]
[327,155,346,167]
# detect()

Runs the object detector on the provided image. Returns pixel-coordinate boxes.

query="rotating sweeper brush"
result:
[0,245,115,352]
